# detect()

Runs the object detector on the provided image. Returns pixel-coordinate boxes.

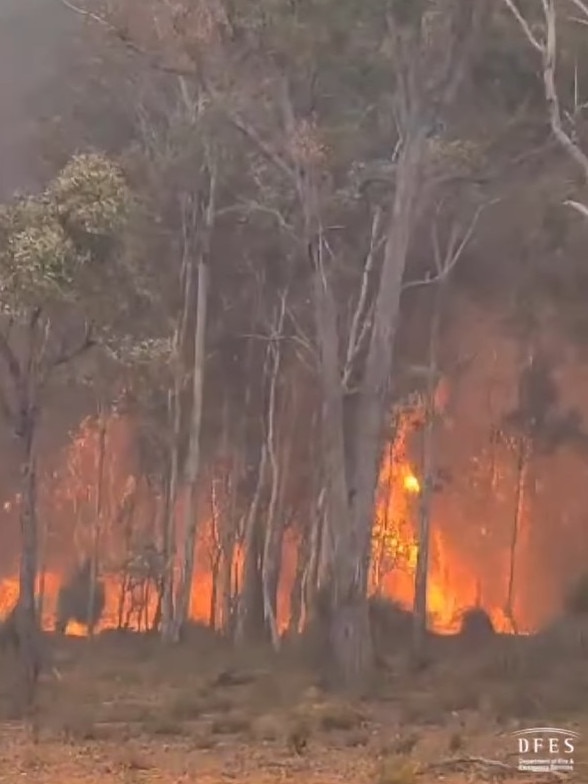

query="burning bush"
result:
[457,607,495,638]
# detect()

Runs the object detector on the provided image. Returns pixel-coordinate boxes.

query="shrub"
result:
[458,607,495,638]
[565,572,588,615]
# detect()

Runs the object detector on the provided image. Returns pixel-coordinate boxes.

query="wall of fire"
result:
[1,294,588,635]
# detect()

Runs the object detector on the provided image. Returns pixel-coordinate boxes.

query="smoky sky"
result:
[0,0,81,197]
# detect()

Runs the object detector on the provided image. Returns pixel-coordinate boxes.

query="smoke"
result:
[0,0,85,196]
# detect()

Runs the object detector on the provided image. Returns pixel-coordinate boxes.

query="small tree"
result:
[501,350,584,631]
[408,201,487,655]
[0,152,130,707]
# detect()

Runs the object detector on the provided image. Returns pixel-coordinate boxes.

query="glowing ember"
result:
[403,474,420,494]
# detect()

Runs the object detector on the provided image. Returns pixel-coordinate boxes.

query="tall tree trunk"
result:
[505,438,529,634]
[413,284,443,656]
[17,416,41,709]
[261,297,287,650]
[36,500,48,627]
[87,408,106,637]
[312,131,427,690]
[161,384,181,639]
[304,486,326,621]
[172,253,209,641]
[235,442,268,642]
[217,470,239,635]
[289,527,307,636]
[161,235,194,642]
[209,549,222,629]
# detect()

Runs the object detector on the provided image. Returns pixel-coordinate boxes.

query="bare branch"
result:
[217,200,298,239]
[569,0,588,21]
[58,0,298,185]
[217,106,297,184]
[342,208,384,389]
[502,0,543,51]
[564,199,588,218]
[504,0,588,180]
[57,0,195,75]
[402,201,493,292]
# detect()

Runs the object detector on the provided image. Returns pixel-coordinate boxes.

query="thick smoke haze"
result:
[0,0,79,196]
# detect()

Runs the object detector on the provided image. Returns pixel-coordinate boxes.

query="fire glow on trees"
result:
[0,408,523,636]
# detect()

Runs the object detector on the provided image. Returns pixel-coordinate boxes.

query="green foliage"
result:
[49,153,130,237]
[0,198,78,293]
[0,153,130,308]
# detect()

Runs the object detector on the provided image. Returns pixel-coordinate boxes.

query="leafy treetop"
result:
[0,153,131,313]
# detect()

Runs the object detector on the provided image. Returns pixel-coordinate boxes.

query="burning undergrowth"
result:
[0,397,567,638]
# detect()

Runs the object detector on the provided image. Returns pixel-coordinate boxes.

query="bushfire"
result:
[0,410,520,636]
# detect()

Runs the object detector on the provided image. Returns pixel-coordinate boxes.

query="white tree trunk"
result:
[234,445,267,641]
[161,244,194,642]
[313,132,427,689]
[261,299,287,650]
[171,255,209,641]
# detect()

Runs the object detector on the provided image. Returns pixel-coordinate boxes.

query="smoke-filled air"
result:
[2,2,588,782]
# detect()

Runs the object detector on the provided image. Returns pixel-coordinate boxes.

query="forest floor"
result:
[0,624,586,783]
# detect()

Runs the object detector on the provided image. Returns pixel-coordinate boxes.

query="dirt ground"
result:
[0,626,586,783]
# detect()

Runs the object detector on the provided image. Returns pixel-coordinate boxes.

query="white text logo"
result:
[512,727,579,774]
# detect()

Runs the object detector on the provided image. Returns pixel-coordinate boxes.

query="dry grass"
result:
[0,627,587,782]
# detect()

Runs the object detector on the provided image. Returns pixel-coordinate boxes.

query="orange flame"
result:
[0,407,519,636]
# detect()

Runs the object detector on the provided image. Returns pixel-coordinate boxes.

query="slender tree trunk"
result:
[505,439,529,634]
[117,575,127,630]
[161,388,181,639]
[218,472,238,635]
[87,409,106,637]
[372,441,394,595]
[218,547,233,633]
[36,503,48,627]
[172,254,209,640]
[17,417,41,709]
[261,300,287,650]
[413,284,443,656]
[161,245,194,641]
[304,487,326,621]
[235,443,268,642]
[289,528,307,636]
[311,131,427,690]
